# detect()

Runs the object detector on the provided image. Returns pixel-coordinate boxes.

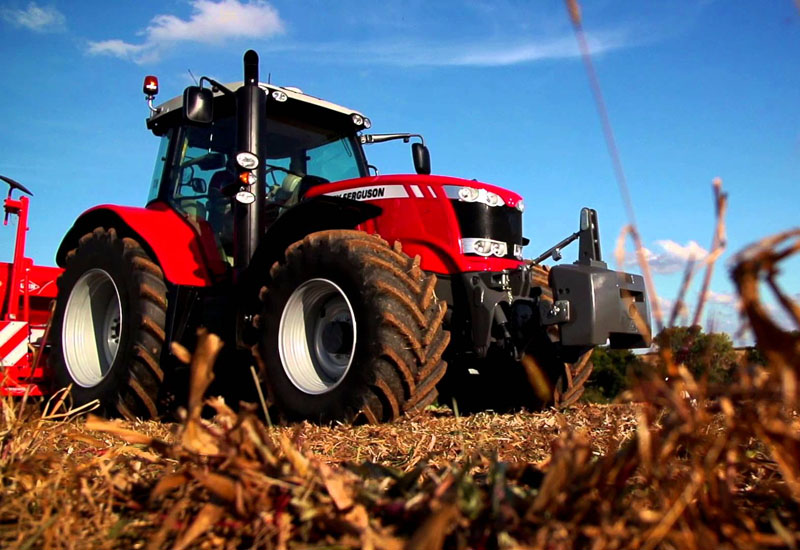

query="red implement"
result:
[1,180,62,396]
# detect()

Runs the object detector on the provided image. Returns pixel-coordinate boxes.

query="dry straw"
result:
[1,215,799,548]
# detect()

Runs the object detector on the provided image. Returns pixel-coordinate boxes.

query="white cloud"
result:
[88,0,284,64]
[658,240,708,263]
[762,300,800,332]
[87,40,146,58]
[450,31,627,67]
[703,290,735,305]
[2,2,65,32]
[270,28,632,68]
[628,240,709,275]
[146,0,282,43]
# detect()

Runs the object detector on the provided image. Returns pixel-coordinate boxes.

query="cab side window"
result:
[160,120,237,264]
[164,120,235,227]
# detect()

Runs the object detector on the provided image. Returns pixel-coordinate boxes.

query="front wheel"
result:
[529,264,594,407]
[50,227,168,418]
[257,230,450,423]
[440,265,594,413]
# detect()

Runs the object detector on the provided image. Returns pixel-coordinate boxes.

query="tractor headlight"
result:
[453,186,506,207]
[485,191,503,207]
[461,238,508,258]
[458,186,481,202]
[474,239,491,255]
[352,114,364,126]
[363,117,372,129]
[516,199,525,212]
[490,240,507,256]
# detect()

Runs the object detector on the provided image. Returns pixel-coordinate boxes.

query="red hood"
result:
[306,173,523,209]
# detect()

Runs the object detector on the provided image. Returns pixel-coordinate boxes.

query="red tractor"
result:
[4,50,650,422]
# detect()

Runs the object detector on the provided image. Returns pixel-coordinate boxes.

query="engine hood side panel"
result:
[305,174,526,275]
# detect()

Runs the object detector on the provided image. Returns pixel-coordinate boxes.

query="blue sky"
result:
[1,1,798,341]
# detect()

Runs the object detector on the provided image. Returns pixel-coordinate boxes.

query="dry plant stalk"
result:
[692,177,729,327]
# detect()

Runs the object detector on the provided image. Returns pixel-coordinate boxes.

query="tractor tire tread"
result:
[52,227,168,419]
[259,229,449,423]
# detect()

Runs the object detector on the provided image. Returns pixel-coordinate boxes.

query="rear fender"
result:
[56,202,223,287]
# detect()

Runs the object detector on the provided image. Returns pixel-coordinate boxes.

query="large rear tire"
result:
[50,227,167,419]
[257,230,450,423]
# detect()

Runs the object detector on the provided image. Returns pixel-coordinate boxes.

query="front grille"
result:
[451,201,523,259]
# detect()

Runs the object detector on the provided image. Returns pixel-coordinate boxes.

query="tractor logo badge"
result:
[326,185,409,201]
[18,281,40,292]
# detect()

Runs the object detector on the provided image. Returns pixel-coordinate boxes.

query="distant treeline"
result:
[583,325,776,403]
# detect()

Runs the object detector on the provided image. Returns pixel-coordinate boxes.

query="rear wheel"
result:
[50,227,167,419]
[258,230,450,423]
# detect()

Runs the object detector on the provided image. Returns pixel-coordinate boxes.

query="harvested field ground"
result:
[0,400,682,549]
[3,402,639,471]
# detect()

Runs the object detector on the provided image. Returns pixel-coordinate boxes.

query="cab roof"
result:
[148,81,367,125]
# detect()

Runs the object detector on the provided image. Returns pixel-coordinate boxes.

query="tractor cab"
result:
[145,79,371,264]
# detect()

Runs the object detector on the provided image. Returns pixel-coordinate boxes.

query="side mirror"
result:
[190,178,207,193]
[183,86,214,125]
[412,142,431,175]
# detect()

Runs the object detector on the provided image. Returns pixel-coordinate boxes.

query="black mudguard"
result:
[239,195,381,298]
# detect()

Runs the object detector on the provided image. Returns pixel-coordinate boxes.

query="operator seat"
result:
[273,174,330,209]
[277,173,303,206]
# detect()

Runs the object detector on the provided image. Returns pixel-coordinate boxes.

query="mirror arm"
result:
[361,133,425,146]
[532,231,579,265]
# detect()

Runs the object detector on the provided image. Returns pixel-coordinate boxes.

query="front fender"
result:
[56,201,223,287]
[239,195,381,296]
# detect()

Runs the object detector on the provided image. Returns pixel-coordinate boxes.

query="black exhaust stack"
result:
[234,49,266,275]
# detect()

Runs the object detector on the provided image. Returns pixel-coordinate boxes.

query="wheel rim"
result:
[62,269,122,388]
[278,278,357,395]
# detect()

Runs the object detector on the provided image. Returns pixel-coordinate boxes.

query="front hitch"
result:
[535,207,651,349]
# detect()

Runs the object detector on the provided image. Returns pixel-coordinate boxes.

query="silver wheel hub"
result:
[278,278,356,394]
[62,269,122,388]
